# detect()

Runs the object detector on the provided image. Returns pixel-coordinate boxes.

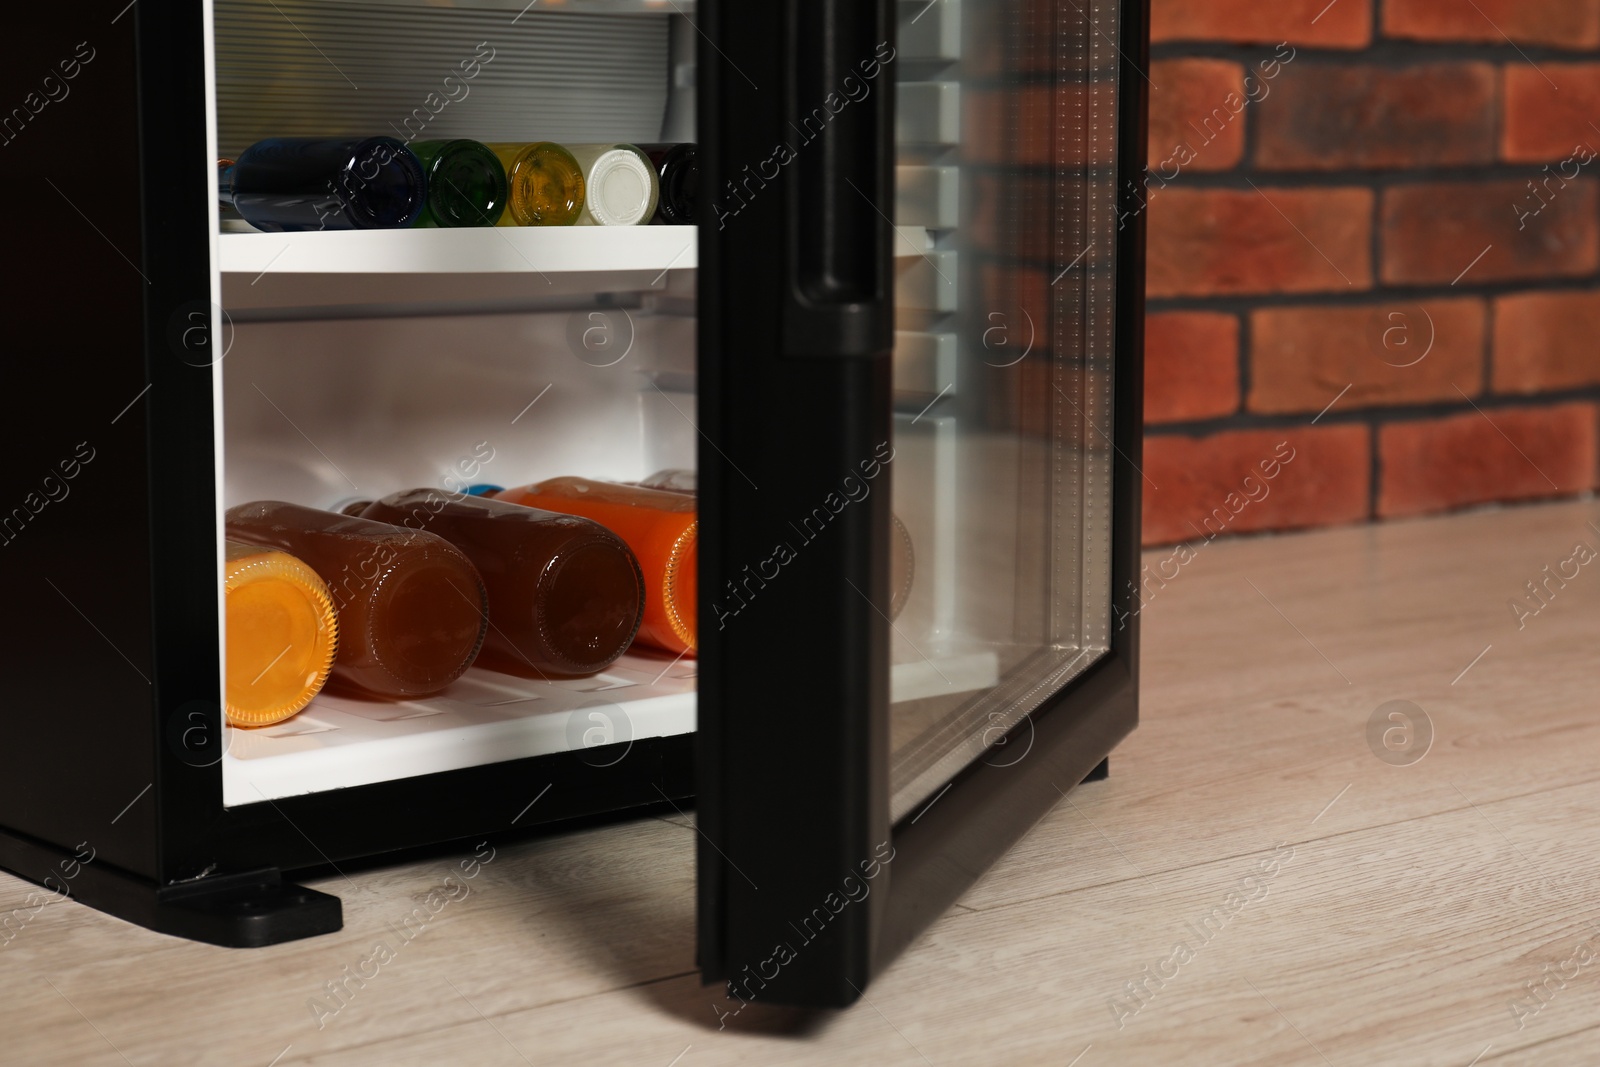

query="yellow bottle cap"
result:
[662,519,698,652]
[224,542,339,728]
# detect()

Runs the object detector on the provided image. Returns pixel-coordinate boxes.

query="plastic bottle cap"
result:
[587,149,655,226]
[225,551,338,727]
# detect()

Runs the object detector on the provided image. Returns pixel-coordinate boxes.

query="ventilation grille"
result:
[214,1,669,158]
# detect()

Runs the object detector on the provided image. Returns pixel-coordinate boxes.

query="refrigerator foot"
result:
[154,871,343,947]
[1082,757,1110,783]
[0,826,341,948]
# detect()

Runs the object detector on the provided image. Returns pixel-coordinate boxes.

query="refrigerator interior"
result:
[213,0,706,808]
[211,0,1111,815]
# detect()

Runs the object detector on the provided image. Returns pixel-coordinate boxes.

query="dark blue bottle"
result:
[221,137,428,232]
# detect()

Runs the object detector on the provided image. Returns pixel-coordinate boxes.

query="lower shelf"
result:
[223,650,698,806]
[223,646,1001,806]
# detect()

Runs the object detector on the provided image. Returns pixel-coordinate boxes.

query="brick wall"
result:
[1140,0,1600,545]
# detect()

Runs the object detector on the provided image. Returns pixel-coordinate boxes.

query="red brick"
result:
[1145,312,1239,423]
[965,86,1113,169]
[1249,299,1486,414]
[999,363,1117,443]
[1493,291,1600,393]
[1503,65,1600,162]
[1142,425,1370,545]
[1256,62,1496,170]
[1386,0,1600,49]
[1377,403,1599,518]
[966,86,1052,168]
[1381,179,1600,285]
[1147,187,1373,297]
[1152,0,1370,48]
[1149,60,1247,174]
[980,266,1052,353]
[968,0,1058,77]
[968,175,1054,262]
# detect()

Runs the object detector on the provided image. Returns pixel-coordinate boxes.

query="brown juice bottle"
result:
[226,501,489,698]
[492,478,696,656]
[356,490,644,676]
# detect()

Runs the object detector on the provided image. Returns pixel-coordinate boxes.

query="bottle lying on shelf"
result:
[216,158,240,221]
[223,541,339,727]
[355,490,645,676]
[887,511,916,621]
[636,143,698,225]
[220,137,428,232]
[489,142,586,226]
[411,139,507,228]
[635,468,697,493]
[566,144,660,226]
[492,477,696,656]
[226,502,489,698]
[633,469,916,620]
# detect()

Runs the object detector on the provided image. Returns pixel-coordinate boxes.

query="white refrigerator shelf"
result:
[222,646,997,805]
[217,224,933,276]
[219,224,700,276]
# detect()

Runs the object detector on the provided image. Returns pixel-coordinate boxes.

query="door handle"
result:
[782,0,895,358]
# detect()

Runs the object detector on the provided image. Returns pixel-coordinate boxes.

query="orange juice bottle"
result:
[633,469,916,621]
[493,478,696,656]
[224,541,339,727]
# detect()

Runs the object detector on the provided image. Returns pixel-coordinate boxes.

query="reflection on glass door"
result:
[887,0,1120,820]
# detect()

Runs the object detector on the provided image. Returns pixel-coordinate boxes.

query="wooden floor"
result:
[6,499,1600,1065]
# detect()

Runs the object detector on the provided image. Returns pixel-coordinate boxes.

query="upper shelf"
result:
[220,224,700,277]
[219,224,933,277]
[299,0,692,10]
[217,225,935,314]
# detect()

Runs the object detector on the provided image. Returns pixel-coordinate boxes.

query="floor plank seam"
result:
[960,776,1600,916]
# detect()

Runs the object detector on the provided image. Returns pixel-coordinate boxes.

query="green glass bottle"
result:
[411,139,508,228]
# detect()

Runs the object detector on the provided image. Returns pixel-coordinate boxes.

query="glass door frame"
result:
[696,0,1149,1009]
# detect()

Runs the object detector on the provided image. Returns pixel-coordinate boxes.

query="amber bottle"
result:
[488,142,585,226]
[357,490,645,676]
[492,477,696,656]
[226,501,489,698]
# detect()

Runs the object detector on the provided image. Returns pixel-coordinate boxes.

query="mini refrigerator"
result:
[1,0,1146,1008]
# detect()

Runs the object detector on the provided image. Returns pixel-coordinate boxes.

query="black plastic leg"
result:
[156,870,342,947]
[1082,757,1109,783]
[0,825,341,948]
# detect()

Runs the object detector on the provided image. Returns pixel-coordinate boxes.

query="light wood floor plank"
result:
[3,500,1599,1065]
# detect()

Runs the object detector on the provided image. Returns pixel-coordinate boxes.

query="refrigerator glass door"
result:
[886,0,1121,818]
[698,0,1143,1008]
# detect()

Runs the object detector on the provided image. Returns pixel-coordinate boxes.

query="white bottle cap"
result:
[583,146,658,226]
